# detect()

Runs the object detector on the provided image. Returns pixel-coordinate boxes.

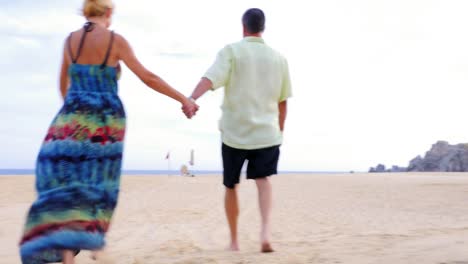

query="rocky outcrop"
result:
[389,165,407,172]
[369,164,386,173]
[407,141,468,172]
[369,141,468,172]
[369,164,406,173]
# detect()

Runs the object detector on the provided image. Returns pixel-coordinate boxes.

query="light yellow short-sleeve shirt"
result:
[204,37,292,150]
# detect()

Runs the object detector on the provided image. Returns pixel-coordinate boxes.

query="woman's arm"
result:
[115,34,197,117]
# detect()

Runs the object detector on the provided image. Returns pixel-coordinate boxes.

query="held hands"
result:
[181,97,199,119]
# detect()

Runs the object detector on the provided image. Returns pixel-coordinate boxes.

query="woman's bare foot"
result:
[261,242,274,253]
[228,241,240,251]
[62,250,75,264]
[90,250,101,260]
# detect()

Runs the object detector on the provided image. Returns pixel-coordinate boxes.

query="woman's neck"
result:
[87,17,108,29]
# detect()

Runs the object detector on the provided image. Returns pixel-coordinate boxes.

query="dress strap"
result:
[68,22,95,64]
[67,33,74,62]
[101,31,115,68]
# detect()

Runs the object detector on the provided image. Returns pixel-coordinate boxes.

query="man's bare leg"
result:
[255,177,274,253]
[62,250,75,264]
[225,185,240,251]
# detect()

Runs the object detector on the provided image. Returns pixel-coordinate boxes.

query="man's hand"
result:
[182,97,199,119]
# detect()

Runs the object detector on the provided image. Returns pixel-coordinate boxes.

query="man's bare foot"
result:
[261,242,274,253]
[228,242,240,251]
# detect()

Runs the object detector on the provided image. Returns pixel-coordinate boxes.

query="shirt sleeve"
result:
[279,58,292,102]
[203,46,232,90]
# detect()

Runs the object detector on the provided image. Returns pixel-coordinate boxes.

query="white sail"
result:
[189,149,194,166]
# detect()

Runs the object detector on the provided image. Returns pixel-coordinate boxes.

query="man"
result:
[189,8,292,253]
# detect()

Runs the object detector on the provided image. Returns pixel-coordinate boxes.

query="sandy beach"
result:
[1,173,468,264]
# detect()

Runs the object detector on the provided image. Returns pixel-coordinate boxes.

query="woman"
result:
[19,1,198,263]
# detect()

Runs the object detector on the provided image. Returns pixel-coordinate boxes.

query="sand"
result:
[1,173,468,264]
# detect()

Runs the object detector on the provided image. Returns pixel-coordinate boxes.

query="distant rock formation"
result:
[369,141,468,172]
[369,164,406,173]
[389,165,407,172]
[369,164,386,173]
[407,141,468,172]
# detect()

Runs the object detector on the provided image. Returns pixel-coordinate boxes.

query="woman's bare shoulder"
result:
[113,32,128,45]
[112,32,133,53]
[67,28,85,37]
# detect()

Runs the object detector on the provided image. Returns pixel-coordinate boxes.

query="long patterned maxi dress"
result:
[19,27,125,263]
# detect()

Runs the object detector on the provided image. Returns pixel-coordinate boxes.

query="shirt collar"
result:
[243,36,265,43]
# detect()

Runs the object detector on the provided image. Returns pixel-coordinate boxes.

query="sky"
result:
[1,0,468,172]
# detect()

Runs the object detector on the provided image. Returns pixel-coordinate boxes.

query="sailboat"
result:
[188,149,195,177]
[180,149,195,177]
[189,149,194,166]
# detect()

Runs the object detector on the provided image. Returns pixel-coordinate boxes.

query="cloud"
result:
[3,0,468,171]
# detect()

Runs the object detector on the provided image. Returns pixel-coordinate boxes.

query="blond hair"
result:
[82,0,113,18]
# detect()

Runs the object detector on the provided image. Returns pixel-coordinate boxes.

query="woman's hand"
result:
[181,97,199,119]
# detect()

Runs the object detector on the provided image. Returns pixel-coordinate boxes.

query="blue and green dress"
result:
[20,25,125,263]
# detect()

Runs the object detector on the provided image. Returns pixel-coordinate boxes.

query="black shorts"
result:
[222,143,280,189]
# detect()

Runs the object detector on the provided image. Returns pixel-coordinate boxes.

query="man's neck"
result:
[243,32,262,38]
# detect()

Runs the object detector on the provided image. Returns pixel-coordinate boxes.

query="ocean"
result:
[0,169,220,176]
[0,169,344,175]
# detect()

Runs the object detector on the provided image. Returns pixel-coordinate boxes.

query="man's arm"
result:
[190,46,231,101]
[190,77,213,100]
[279,100,287,132]
[278,56,291,132]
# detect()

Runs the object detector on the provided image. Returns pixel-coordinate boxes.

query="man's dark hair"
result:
[242,8,265,34]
